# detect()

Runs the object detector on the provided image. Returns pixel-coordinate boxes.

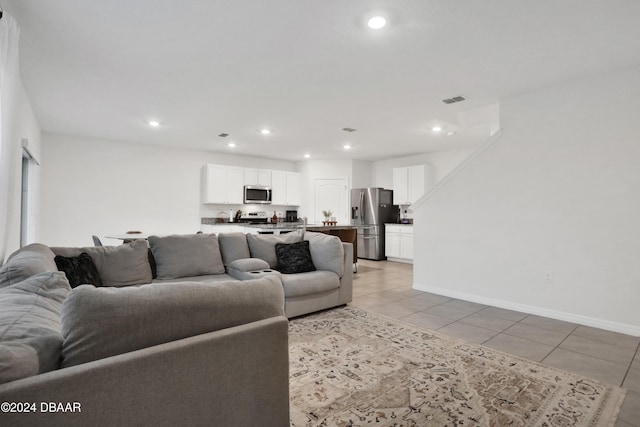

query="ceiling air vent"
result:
[442,95,466,105]
[342,127,357,132]
[218,133,229,138]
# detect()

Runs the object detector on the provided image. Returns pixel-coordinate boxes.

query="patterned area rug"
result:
[289,307,626,427]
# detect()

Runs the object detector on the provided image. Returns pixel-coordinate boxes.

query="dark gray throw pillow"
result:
[275,241,316,274]
[55,252,103,288]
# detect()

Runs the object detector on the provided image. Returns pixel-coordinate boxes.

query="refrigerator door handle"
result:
[359,191,365,223]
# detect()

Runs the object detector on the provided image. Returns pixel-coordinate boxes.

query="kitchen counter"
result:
[306,225,366,230]
[243,222,303,230]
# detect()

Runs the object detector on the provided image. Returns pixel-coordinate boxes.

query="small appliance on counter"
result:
[285,210,298,222]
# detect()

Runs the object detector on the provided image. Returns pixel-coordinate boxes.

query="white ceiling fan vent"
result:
[442,95,466,104]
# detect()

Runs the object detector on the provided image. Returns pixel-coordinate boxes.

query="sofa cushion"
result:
[281,270,340,298]
[0,243,57,289]
[52,240,152,287]
[152,273,236,285]
[304,231,344,278]
[247,231,303,268]
[60,276,285,367]
[148,234,225,279]
[0,271,71,384]
[217,232,250,268]
[275,241,316,274]
[54,252,103,288]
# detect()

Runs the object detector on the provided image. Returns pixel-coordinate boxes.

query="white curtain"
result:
[0,13,21,262]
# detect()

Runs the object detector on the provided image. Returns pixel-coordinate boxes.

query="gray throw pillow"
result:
[246,231,303,268]
[60,276,284,367]
[0,243,57,289]
[304,231,344,277]
[51,240,152,287]
[218,232,251,268]
[0,271,71,384]
[148,234,225,279]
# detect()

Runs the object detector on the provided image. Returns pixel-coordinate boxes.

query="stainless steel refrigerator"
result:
[350,188,399,260]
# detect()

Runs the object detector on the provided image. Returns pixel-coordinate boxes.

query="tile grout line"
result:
[619,341,640,388]
[539,324,580,366]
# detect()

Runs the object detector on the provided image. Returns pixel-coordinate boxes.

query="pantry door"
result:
[314,179,349,225]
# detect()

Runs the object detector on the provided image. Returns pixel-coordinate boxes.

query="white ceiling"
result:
[5,1,640,161]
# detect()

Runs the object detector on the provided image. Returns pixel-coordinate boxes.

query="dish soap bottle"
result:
[272,211,278,224]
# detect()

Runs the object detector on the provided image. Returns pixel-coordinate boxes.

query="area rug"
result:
[289,307,626,427]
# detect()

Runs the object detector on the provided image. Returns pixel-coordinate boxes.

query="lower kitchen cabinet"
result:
[385,224,413,263]
[200,224,248,234]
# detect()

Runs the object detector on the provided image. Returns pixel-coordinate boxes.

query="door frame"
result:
[313,178,349,225]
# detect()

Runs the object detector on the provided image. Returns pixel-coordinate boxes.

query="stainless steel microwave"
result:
[244,185,272,204]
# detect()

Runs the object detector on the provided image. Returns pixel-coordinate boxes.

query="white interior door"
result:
[314,179,348,224]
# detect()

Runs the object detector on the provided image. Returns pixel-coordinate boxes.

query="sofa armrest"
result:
[0,316,290,427]
[227,258,278,280]
[339,243,353,305]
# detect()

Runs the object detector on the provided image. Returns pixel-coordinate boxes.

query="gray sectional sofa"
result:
[0,231,352,427]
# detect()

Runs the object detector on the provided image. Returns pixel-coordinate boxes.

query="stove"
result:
[236,211,269,224]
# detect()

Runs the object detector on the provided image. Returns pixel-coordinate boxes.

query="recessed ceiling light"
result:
[431,126,442,132]
[261,129,271,135]
[368,16,386,29]
[304,154,311,158]
[148,120,160,127]
[342,127,357,133]
[228,142,236,147]
[343,144,351,150]
[447,132,455,136]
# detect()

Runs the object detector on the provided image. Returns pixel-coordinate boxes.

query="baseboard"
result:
[386,257,413,264]
[413,282,640,337]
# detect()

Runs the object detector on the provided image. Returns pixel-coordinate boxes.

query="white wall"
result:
[413,66,640,335]
[297,159,353,222]
[0,82,41,261]
[370,149,475,190]
[39,133,296,246]
[351,160,372,189]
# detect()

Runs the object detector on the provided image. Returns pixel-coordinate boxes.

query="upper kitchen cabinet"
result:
[271,171,301,206]
[244,168,271,186]
[393,165,431,205]
[203,164,244,204]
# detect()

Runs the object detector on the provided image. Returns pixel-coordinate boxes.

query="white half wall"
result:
[413,66,640,335]
[39,133,296,246]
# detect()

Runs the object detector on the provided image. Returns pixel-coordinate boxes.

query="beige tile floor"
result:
[348,259,640,427]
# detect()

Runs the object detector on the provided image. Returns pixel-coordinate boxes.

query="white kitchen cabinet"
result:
[392,168,409,205]
[392,165,430,205]
[271,171,301,206]
[385,224,414,263]
[244,168,271,186]
[286,172,301,206]
[201,224,247,234]
[202,164,244,204]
